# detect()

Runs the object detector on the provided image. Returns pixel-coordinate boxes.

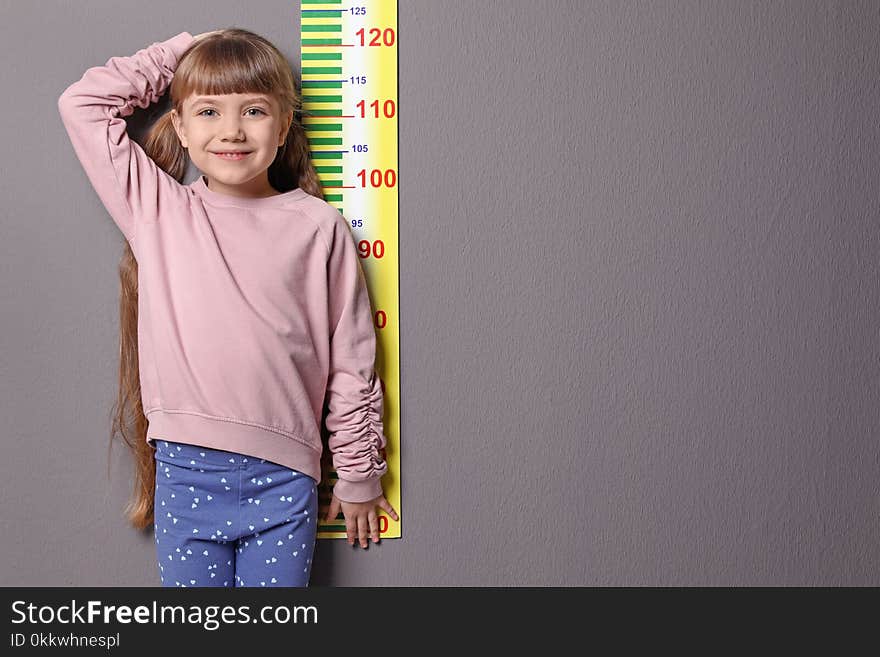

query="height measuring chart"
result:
[300,0,401,540]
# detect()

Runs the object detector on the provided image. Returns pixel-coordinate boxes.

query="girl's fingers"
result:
[357,515,369,548]
[344,512,357,546]
[378,497,399,521]
[368,510,380,543]
[324,496,339,523]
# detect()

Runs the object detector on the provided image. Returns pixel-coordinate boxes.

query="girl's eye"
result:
[197,108,267,117]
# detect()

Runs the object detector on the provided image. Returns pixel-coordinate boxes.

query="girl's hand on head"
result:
[323,492,399,548]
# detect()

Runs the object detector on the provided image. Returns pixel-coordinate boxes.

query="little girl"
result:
[57,28,398,587]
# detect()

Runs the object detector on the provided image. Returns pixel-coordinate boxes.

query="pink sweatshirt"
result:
[57,31,389,504]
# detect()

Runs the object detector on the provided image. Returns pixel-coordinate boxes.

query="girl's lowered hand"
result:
[324,492,399,548]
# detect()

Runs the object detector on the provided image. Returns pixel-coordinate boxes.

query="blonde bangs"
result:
[170,30,298,113]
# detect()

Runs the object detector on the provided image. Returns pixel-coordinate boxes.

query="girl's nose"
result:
[219,120,245,139]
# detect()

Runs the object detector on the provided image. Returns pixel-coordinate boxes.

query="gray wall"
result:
[2,0,877,586]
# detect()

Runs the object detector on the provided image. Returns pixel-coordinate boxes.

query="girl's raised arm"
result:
[324,212,390,504]
[57,32,195,243]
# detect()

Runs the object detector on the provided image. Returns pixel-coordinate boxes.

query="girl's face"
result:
[171,92,293,198]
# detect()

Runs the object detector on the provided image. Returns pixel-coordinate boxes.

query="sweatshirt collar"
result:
[191,175,306,208]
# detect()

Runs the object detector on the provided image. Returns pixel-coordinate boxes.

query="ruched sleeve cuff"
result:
[327,370,389,503]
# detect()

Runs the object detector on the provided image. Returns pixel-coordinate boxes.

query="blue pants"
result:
[152,440,318,587]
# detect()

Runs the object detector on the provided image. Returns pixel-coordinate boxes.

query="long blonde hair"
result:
[109,28,324,529]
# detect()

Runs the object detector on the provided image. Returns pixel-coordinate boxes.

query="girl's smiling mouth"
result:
[212,151,252,160]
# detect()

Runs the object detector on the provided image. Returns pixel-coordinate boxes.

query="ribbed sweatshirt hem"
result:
[145,408,322,485]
